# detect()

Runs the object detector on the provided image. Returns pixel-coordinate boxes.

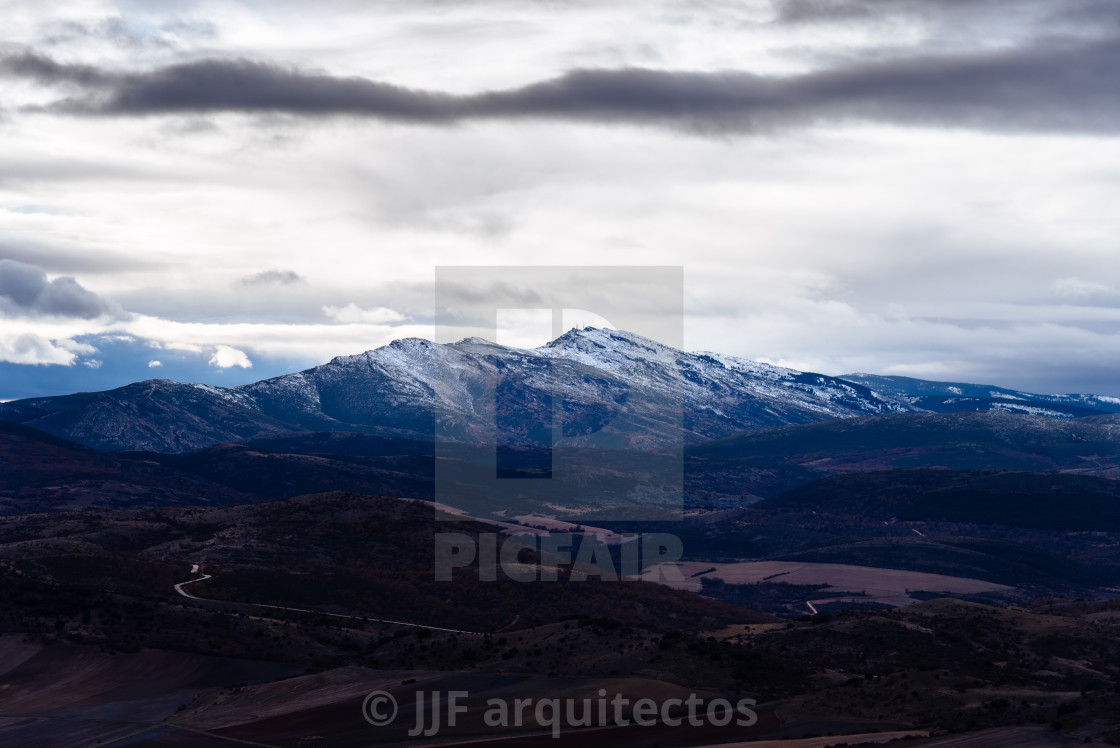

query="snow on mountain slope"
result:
[539,327,904,442]
[841,373,1120,418]
[222,326,908,451]
[2,327,1116,453]
[0,380,289,453]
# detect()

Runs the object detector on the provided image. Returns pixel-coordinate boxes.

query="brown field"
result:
[432,501,625,544]
[706,729,929,748]
[511,515,625,544]
[706,724,1087,748]
[904,725,1089,746]
[641,560,1012,608]
[0,635,300,747]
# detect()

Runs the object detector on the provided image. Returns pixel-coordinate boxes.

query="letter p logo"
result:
[434,266,683,522]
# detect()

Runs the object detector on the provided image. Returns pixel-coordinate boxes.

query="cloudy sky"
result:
[3,0,1120,400]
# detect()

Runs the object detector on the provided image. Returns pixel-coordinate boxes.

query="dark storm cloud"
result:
[774,0,1009,23]
[239,268,306,286]
[4,35,1120,134]
[0,51,116,88]
[0,259,118,318]
[40,17,218,49]
[1,53,461,120]
[771,0,1120,27]
[41,18,161,49]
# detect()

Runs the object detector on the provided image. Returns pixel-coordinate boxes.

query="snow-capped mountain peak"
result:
[539,326,678,371]
[5,329,1120,453]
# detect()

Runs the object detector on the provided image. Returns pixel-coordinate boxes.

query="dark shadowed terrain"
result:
[4,335,1120,744]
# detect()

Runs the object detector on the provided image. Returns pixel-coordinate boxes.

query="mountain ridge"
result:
[2,327,1117,454]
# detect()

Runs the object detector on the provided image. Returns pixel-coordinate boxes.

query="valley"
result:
[4,331,1120,744]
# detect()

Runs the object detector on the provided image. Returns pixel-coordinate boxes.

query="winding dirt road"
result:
[173,566,482,635]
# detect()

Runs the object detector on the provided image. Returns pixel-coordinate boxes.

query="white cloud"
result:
[151,340,204,353]
[55,338,98,355]
[322,304,406,325]
[2,1,1120,398]
[0,333,80,365]
[118,313,433,362]
[208,344,253,369]
[1052,276,1117,299]
[82,358,103,369]
[495,308,553,350]
[147,359,162,367]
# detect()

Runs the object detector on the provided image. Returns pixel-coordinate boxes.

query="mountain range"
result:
[6,330,1120,746]
[4,327,1118,454]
